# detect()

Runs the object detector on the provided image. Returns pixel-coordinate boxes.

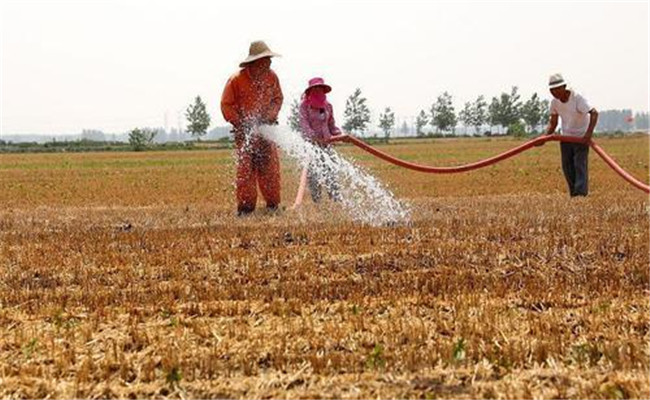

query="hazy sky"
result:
[1,0,648,135]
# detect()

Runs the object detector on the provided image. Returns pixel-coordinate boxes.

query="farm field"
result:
[0,135,648,399]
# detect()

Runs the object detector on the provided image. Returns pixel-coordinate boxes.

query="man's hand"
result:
[328,134,348,144]
[534,135,549,147]
[545,114,559,136]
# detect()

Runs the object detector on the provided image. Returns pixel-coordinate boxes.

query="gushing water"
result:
[259,125,410,226]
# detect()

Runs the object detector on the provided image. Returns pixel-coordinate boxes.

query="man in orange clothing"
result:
[221,41,284,215]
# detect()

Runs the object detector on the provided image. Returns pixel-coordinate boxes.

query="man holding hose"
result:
[544,73,599,197]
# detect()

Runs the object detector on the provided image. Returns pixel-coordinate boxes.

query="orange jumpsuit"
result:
[221,67,283,213]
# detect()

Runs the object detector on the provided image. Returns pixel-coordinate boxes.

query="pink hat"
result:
[304,77,332,94]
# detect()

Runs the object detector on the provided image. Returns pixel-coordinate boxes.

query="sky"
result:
[1,0,648,135]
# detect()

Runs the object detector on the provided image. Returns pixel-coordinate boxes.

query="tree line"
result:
[289,87,649,141]
[48,93,650,152]
[127,96,212,150]
[149,92,650,147]
[5,91,644,153]
[336,86,549,139]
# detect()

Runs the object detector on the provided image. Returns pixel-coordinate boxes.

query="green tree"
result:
[432,91,457,134]
[459,97,488,136]
[415,109,429,137]
[505,86,522,126]
[185,96,211,140]
[343,88,371,135]
[287,98,301,132]
[128,128,157,151]
[472,95,488,135]
[488,97,501,133]
[378,107,395,143]
[489,86,522,133]
[521,93,545,133]
[429,102,437,134]
[539,99,550,132]
[459,102,473,135]
[507,121,526,137]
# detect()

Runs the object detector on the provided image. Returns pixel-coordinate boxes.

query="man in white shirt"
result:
[544,73,599,196]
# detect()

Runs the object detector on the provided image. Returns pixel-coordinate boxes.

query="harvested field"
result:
[0,136,648,398]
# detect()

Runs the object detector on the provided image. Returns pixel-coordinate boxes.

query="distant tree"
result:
[185,96,211,141]
[459,96,488,136]
[508,121,527,138]
[539,99,550,132]
[429,102,437,134]
[472,95,488,134]
[521,93,545,133]
[505,86,522,126]
[287,98,301,132]
[129,128,157,151]
[343,88,371,135]
[378,107,395,143]
[489,87,522,133]
[415,109,429,137]
[400,121,409,136]
[488,97,501,133]
[432,91,457,134]
[459,102,473,135]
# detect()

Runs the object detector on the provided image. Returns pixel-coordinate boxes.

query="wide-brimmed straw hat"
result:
[304,77,332,94]
[548,73,568,89]
[239,41,281,67]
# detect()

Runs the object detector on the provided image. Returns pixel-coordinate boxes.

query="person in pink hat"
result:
[299,77,342,203]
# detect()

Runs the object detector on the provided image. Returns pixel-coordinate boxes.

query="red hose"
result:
[329,134,649,194]
[590,141,650,193]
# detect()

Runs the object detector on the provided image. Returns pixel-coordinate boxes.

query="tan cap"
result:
[239,41,281,68]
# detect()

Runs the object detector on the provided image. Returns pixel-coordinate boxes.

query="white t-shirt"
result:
[550,91,594,137]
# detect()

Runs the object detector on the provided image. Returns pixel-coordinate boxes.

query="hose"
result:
[327,134,649,194]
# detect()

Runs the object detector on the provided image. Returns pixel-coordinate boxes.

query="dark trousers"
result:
[560,142,589,196]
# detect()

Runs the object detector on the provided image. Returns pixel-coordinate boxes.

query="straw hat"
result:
[304,77,332,94]
[239,41,281,67]
[548,73,567,89]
